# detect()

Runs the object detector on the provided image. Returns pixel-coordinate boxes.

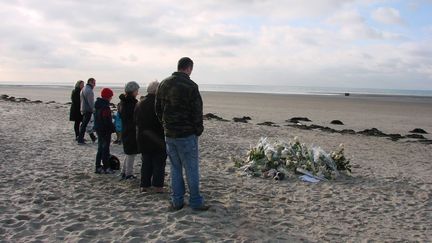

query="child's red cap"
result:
[101,88,114,99]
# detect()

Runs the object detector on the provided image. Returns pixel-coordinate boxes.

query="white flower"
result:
[265,150,274,161]
[280,148,289,158]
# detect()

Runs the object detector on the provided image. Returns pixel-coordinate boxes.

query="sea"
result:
[1,82,432,97]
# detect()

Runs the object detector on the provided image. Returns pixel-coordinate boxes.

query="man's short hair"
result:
[177,57,194,71]
[88,78,96,84]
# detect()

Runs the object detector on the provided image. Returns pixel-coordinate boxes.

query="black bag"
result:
[109,155,120,170]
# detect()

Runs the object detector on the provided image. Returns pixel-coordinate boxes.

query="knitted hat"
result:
[125,81,140,93]
[101,88,114,99]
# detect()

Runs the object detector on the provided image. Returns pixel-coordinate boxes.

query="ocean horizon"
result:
[1,83,432,97]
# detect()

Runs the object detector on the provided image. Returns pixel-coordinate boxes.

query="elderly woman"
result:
[135,81,167,193]
[119,81,140,180]
[70,80,84,140]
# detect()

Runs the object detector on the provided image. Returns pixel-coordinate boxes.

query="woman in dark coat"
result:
[135,81,167,193]
[119,81,140,180]
[70,80,84,140]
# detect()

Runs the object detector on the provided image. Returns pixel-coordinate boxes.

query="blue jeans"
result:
[96,131,111,169]
[166,135,204,208]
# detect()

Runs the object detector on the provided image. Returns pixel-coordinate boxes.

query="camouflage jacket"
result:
[155,72,204,138]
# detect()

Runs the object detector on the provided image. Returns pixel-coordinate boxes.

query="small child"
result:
[94,88,115,174]
[112,109,122,145]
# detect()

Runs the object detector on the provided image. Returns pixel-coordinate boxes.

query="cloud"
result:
[371,7,404,25]
[327,10,404,40]
[0,0,431,89]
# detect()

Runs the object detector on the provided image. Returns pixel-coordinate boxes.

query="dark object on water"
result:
[203,113,228,121]
[109,155,120,170]
[32,100,43,104]
[257,121,279,127]
[274,172,285,181]
[46,101,56,104]
[409,128,428,134]
[287,117,312,123]
[330,120,344,125]
[406,134,426,139]
[233,116,252,123]
[1,94,9,100]
[345,93,350,96]
[357,128,387,137]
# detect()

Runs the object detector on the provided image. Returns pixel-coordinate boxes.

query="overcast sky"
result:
[1,0,431,89]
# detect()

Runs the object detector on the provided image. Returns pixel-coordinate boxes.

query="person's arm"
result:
[80,90,84,113]
[124,103,135,125]
[89,90,95,113]
[191,86,204,136]
[134,103,140,127]
[155,89,163,123]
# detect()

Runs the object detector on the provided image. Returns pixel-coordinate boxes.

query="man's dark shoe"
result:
[77,141,86,145]
[119,173,126,181]
[192,204,210,211]
[125,175,137,180]
[90,134,97,143]
[168,203,184,212]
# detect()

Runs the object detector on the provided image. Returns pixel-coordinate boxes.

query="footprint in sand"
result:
[64,223,85,232]
[15,215,31,221]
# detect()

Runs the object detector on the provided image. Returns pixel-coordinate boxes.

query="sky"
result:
[0,0,432,89]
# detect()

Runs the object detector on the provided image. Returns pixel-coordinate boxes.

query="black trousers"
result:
[78,112,92,143]
[74,121,81,138]
[141,152,167,188]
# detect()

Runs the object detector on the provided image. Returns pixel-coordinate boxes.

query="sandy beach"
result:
[0,86,431,242]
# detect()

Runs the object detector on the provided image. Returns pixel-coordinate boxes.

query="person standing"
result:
[70,80,84,140]
[78,78,97,144]
[135,81,167,193]
[119,81,140,180]
[156,57,209,211]
[94,88,115,174]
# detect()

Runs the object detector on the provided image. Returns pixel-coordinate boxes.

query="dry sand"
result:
[0,88,431,242]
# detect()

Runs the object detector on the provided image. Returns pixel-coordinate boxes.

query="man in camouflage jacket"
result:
[155,57,209,211]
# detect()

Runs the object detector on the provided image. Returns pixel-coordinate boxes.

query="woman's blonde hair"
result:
[147,80,159,94]
[75,80,84,88]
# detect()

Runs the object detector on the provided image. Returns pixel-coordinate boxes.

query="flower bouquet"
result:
[235,137,352,181]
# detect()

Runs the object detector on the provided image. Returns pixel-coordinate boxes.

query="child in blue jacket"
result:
[113,108,122,145]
